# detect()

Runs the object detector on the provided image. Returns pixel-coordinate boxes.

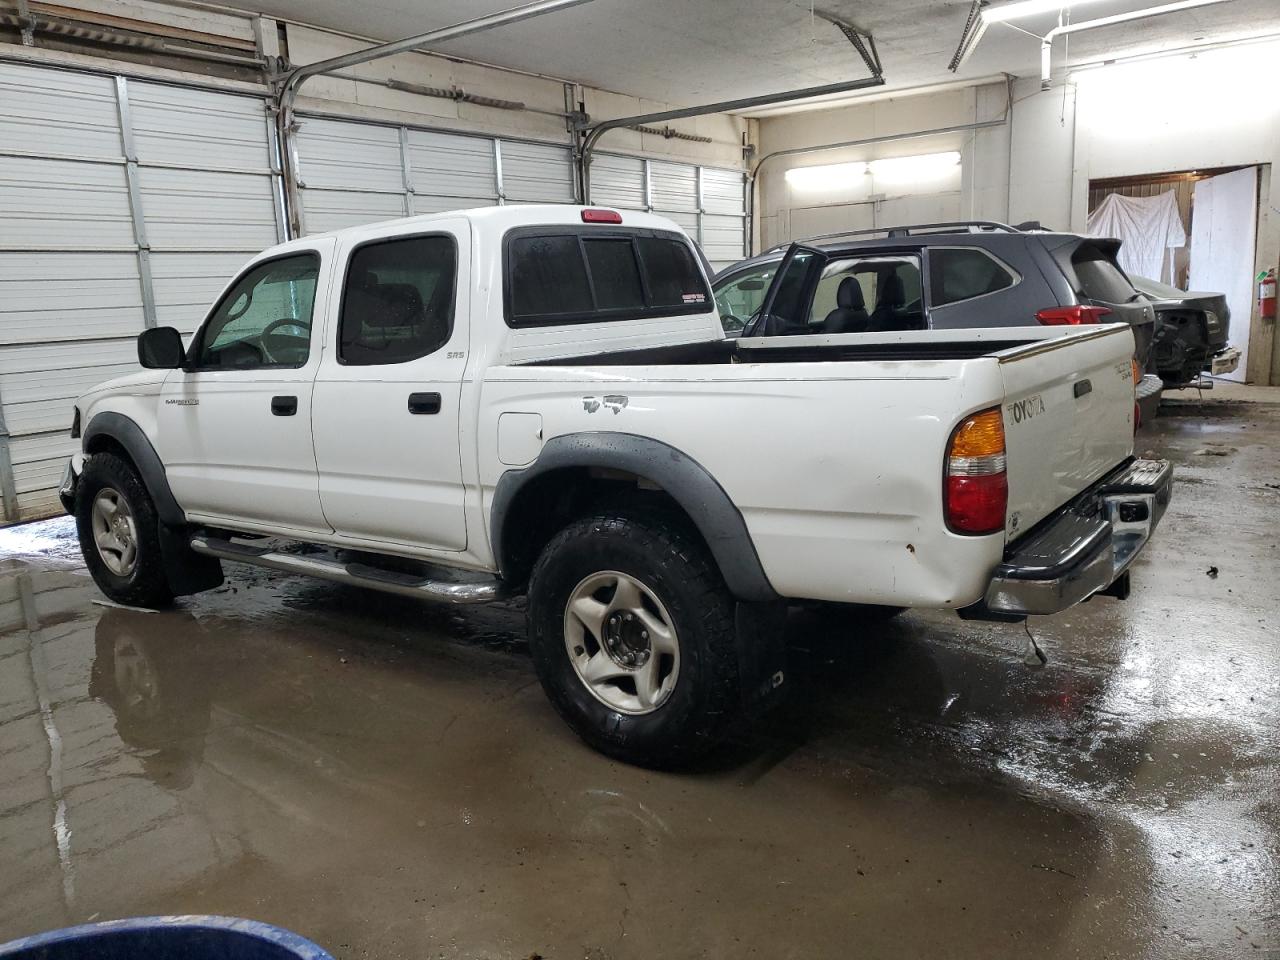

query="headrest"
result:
[879,272,905,307]
[836,276,865,310]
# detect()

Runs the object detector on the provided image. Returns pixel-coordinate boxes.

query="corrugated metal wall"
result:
[295,114,576,235]
[589,153,747,270]
[0,60,746,526]
[0,61,283,523]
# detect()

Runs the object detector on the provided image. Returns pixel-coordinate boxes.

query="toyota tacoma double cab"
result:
[61,205,1172,766]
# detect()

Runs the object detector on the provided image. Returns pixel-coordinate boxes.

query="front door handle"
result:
[271,395,298,416]
[408,392,441,415]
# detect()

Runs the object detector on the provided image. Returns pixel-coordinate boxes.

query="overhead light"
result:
[784,161,867,191]
[983,0,1110,23]
[868,151,961,182]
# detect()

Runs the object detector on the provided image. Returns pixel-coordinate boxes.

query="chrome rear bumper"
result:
[976,458,1173,618]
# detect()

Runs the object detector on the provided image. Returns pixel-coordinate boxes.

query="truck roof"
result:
[273,204,689,252]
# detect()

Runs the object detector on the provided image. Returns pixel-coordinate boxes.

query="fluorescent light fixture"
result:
[983,0,1110,22]
[784,161,867,191]
[868,151,961,182]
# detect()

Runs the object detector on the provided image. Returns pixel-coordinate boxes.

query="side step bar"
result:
[189,535,505,605]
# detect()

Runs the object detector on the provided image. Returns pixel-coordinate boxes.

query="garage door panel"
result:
[412,194,491,217]
[501,140,574,203]
[151,252,247,334]
[0,63,122,161]
[297,118,403,193]
[407,130,496,201]
[0,253,142,346]
[303,190,407,235]
[702,167,746,216]
[2,398,83,438]
[140,168,278,250]
[649,161,698,213]
[701,214,746,269]
[590,154,646,210]
[1,156,135,248]
[128,82,271,172]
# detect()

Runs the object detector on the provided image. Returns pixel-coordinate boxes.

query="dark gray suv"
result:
[712,222,1158,409]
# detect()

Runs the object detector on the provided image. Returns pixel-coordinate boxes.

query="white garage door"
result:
[589,153,747,271]
[0,62,283,523]
[295,114,576,235]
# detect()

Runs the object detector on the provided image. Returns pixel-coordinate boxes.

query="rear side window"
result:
[930,247,1016,306]
[636,237,705,308]
[1070,244,1135,304]
[505,228,709,326]
[339,234,456,365]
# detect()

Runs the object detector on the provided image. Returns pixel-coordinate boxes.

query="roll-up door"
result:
[295,114,577,233]
[0,61,282,523]
[589,154,747,271]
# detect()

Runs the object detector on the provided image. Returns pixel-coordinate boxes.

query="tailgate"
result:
[997,324,1135,541]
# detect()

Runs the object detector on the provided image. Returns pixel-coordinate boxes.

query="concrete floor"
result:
[1,396,1277,960]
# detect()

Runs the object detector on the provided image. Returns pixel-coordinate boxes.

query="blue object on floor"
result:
[0,916,333,960]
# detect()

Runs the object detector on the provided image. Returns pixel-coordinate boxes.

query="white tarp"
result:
[1086,190,1186,284]
[1190,167,1258,383]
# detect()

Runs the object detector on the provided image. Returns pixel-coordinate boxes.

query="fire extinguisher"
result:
[1261,267,1277,320]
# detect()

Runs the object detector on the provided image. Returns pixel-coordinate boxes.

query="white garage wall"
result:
[1007,40,1280,383]
[753,82,1011,250]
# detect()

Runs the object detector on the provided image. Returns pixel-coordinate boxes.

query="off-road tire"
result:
[76,452,174,609]
[527,512,741,768]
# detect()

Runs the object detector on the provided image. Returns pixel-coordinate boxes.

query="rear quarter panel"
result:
[478,360,1009,608]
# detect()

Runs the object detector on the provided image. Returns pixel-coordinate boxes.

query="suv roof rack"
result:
[764,220,1022,254]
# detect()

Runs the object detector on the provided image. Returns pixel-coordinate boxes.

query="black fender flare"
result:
[491,432,778,602]
[82,412,185,526]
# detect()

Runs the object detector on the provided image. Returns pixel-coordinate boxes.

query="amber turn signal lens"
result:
[948,408,1005,458]
[1132,358,1141,386]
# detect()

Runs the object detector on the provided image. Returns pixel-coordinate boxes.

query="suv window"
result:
[713,263,778,331]
[505,229,709,326]
[193,253,319,370]
[339,235,457,366]
[809,255,924,332]
[930,247,1016,306]
[1070,244,1135,304]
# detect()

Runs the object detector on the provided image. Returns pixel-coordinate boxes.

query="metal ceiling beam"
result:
[1039,0,1233,88]
[273,0,596,236]
[579,75,887,200]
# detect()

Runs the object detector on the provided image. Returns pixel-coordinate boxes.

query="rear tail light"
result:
[581,208,623,224]
[945,407,1007,535]
[1036,305,1112,325]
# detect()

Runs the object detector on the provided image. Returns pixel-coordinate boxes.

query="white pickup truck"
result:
[61,205,1171,765]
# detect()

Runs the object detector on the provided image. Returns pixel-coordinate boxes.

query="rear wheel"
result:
[526,512,741,767]
[76,452,173,609]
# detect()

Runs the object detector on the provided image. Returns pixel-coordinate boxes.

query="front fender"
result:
[82,412,185,526]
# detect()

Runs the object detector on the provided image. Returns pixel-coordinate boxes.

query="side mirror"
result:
[137,326,186,369]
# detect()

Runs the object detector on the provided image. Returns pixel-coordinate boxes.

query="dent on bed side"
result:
[490,432,778,602]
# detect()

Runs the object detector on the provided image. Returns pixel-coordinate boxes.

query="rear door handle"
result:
[271,395,297,416]
[408,392,441,415]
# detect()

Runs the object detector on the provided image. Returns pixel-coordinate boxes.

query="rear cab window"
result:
[504,227,709,327]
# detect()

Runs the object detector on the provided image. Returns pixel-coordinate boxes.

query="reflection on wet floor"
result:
[1,399,1278,959]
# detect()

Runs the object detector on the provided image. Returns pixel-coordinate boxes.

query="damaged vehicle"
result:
[1130,275,1239,387]
[714,222,1166,422]
[61,205,1172,766]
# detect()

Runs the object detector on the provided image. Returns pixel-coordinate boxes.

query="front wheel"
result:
[526,512,742,767]
[75,452,174,609]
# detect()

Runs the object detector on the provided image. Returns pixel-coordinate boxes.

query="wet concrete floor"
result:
[1,396,1277,959]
